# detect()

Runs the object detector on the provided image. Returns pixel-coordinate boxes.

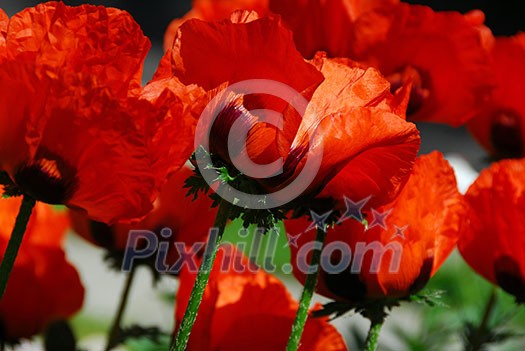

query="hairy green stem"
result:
[286,226,327,351]
[364,318,384,351]
[170,201,231,351]
[0,195,36,300]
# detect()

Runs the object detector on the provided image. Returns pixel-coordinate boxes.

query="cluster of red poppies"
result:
[0,0,524,350]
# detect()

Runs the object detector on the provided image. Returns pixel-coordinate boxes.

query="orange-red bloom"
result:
[162,12,420,211]
[0,197,84,341]
[0,2,204,224]
[468,33,525,159]
[350,3,494,125]
[70,167,217,269]
[458,159,525,302]
[286,152,465,301]
[176,249,347,350]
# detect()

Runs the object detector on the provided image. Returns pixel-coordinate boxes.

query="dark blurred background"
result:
[1,0,524,172]
[406,0,524,35]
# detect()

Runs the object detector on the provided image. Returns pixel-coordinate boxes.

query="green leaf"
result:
[409,290,448,308]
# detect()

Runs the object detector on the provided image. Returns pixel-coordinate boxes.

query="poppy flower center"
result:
[14,148,78,204]
[388,66,430,116]
[490,110,523,159]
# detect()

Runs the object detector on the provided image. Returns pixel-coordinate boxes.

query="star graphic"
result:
[306,210,333,232]
[368,208,392,230]
[391,225,408,240]
[337,195,371,224]
[285,232,302,248]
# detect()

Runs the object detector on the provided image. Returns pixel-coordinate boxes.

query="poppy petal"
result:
[308,107,420,209]
[365,152,465,297]
[169,11,324,93]
[163,0,270,52]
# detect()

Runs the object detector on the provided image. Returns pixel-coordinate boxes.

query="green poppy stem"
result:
[364,318,384,351]
[286,225,327,351]
[0,195,36,300]
[104,264,138,351]
[170,201,231,351]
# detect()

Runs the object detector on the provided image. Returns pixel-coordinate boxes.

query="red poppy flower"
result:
[0,197,84,341]
[458,159,525,302]
[163,12,420,211]
[349,3,494,126]
[468,34,525,159]
[163,0,269,51]
[0,2,203,224]
[175,249,347,350]
[70,166,217,268]
[286,152,465,301]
